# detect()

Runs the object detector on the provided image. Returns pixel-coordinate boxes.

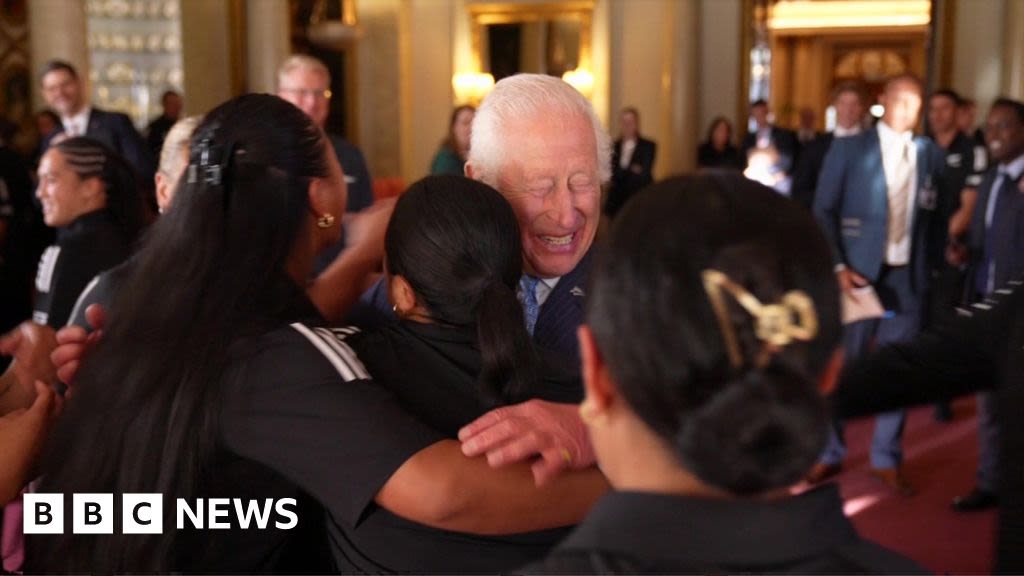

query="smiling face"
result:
[36,148,103,227]
[495,113,600,279]
[985,105,1024,165]
[41,68,85,118]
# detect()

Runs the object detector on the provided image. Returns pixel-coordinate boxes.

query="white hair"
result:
[158,115,202,178]
[276,54,330,88]
[468,74,611,187]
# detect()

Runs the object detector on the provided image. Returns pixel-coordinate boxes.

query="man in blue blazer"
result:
[810,74,947,494]
[39,61,154,189]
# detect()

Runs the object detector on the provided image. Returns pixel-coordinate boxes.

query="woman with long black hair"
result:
[30,94,603,573]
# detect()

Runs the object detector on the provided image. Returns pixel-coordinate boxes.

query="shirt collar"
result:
[833,124,862,138]
[998,153,1024,181]
[63,106,92,135]
[557,485,860,567]
[877,120,914,145]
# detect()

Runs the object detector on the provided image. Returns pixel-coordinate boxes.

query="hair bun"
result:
[675,363,827,494]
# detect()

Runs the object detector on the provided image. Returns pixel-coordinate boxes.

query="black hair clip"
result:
[187,122,231,187]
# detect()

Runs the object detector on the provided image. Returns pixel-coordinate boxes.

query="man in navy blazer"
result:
[948,97,1024,512]
[39,61,154,189]
[810,74,947,494]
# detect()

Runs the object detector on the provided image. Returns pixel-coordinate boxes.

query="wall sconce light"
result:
[562,67,594,98]
[452,72,495,106]
[308,0,363,50]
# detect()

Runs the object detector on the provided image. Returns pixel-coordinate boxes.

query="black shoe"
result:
[951,488,998,512]
[934,402,953,422]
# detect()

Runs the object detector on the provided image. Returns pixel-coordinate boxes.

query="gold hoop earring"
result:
[316,213,336,229]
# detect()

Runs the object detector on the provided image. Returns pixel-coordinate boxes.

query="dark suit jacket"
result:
[791,132,834,211]
[607,137,656,218]
[533,249,591,367]
[967,166,1024,301]
[741,125,798,174]
[833,275,1024,573]
[813,128,946,292]
[44,108,155,184]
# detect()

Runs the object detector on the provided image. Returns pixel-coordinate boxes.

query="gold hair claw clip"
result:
[701,269,819,368]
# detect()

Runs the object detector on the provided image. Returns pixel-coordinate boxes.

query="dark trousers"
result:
[822,265,923,469]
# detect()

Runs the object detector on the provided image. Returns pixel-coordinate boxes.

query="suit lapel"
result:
[533,250,592,357]
[865,130,889,215]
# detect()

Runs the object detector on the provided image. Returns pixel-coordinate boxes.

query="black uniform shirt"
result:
[303,321,578,573]
[938,131,987,221]
[347,320,580,435]
[32,210,130,328]
[523,485,927,574]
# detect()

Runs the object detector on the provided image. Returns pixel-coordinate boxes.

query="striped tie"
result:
[887,141,913,251]
[520,275,540,335]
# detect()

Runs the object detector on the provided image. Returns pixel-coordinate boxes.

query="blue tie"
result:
[520,275,540,335]
[977,171,1018,296]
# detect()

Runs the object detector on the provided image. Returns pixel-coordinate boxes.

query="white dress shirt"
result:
[619,138,637,169]
[877,121,917,266]
[62,106,92,138]
[833,125,862,138]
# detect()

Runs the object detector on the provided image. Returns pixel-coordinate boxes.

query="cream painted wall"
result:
[179,0,234,115]
[400,0,455,182]
[698,0,742,150]
[246,0,291,94]
[28,0,89,109]
[1001,0,1024,99]
[608,0,698,179]
[951,0,1004,115]
[356,0,403,178]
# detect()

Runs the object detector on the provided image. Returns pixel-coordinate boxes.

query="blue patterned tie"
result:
[520,275,540,335]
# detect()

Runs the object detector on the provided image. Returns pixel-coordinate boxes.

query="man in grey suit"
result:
[809,74,947,494]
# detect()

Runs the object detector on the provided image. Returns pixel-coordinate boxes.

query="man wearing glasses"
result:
[276,54,374,271]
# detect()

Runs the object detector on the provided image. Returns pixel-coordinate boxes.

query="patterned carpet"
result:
[814,396,995,574]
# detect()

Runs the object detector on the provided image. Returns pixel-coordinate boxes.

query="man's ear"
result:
[464,162,475,179]
[578,325,616,413]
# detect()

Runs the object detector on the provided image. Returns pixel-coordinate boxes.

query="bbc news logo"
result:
[24,494,298,534]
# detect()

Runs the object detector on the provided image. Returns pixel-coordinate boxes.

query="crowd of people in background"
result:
[0,50,1023,574]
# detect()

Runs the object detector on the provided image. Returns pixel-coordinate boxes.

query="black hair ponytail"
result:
[386,174,539,406]
[476,280,539,405]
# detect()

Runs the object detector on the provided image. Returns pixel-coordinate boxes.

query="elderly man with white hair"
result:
[354,75,613,483]
[452,74,614,484]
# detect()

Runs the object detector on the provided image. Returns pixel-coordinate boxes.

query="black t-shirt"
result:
[299,322,578,573]
[522,486,927,574]
[937,131,987,218]
[32,210,131,328]
[218,319,447,536]
[346,321,581,436]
